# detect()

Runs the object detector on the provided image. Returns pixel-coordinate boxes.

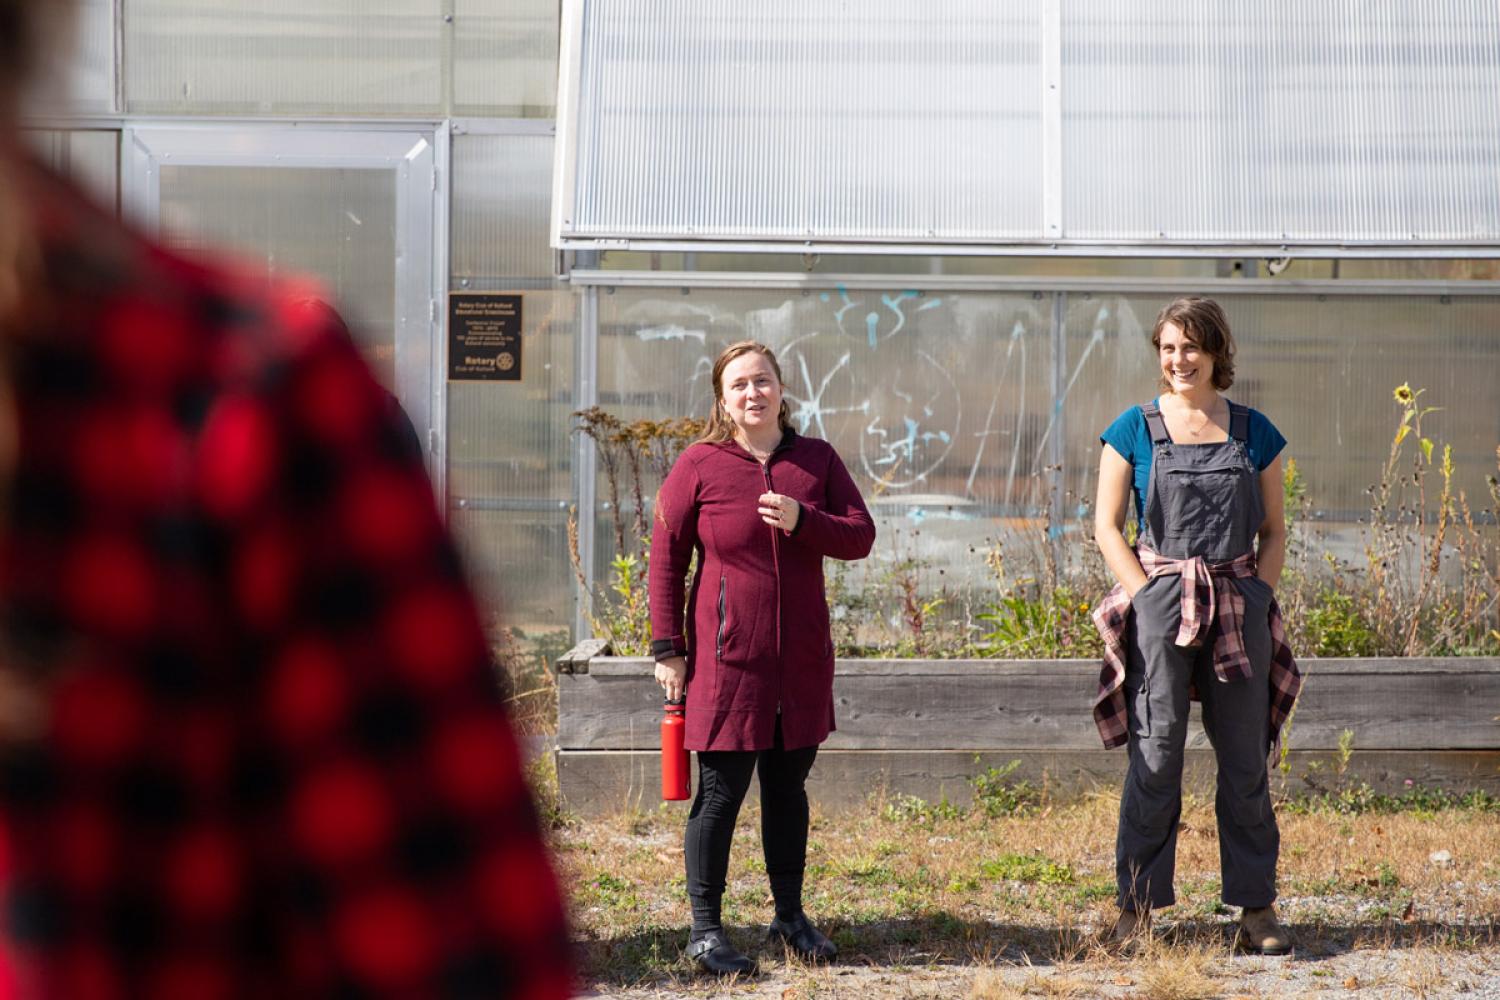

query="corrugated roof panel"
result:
[566,0,1043,243]
[558,0,1500,252]
[1061,0,1500,243]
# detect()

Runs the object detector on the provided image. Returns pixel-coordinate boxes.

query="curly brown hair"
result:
[1150,296,1237,391]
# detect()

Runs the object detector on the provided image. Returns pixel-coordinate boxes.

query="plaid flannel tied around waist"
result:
[1090,547,1302,751]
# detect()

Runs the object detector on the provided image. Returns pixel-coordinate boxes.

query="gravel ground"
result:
[577,941,1500,999]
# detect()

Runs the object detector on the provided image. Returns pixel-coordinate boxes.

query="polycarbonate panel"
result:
[448,290,576,501]
[124,1,441,115]
[1064,294,1500,519]
[23,0,114,114]
[452,134,556,280]
[157,165,398,386]
[592,286,1058,586]
[22,130,118,214]
[1062,1,1500,243]
[565,0,1042,243]
[450,508,575,635]
[454,0,559,115]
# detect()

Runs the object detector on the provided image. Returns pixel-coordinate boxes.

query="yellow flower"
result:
[1393,383,1414,405]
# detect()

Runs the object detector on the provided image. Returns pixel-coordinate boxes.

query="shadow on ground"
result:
[576,915,1500,989]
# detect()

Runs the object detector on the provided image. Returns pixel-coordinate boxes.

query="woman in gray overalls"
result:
[1092,297,1301,954]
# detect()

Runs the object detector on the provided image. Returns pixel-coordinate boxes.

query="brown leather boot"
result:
[1105,908,1150,951]
[1237,905,1293,955]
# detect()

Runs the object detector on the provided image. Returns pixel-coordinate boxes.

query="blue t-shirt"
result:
[1100,399,1286,527]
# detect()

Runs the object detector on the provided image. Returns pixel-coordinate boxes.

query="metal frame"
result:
[567,269,1500,298]
[572,280,600,639]
[555,237,1500,259]
[549,0,587,264]
[120,123,447,498]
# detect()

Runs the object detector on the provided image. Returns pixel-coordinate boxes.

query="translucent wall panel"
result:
[448,130,574,637]
[1063,294,1500,519]
[22,0,114,114]
[1061,1,1500,243]
[448,290,576,502]
[593,286,1057,586]
[453,133,556,280]
[124,1,441,115]
[157,166,398,386]
[454,0,559,116]
[22,130,118,214]
[564,0,1042,243]
[451,509,575,634]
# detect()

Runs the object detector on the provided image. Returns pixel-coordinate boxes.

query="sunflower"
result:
[1393,383,1415,405]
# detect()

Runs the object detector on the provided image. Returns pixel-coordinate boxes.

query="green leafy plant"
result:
[977,585,1102,659]
[969,760,1042,818]
[979,853,1075,885]
[1303,591,1379,657]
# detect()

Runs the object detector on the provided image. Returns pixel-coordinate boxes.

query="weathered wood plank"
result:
[557,656,1500,751]
[555,749,1500,818]
[554,638,612,674]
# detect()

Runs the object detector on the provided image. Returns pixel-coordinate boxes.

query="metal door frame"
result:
[119,123,450,501]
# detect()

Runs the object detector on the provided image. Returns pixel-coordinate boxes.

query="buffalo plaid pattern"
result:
[0,160,570,998]
[1091,547,1301,752]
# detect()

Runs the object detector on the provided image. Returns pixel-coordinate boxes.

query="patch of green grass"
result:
[979,853,1075,885]
[881,792,965,825]
[970,760,1043,818]
[840,857,899,886]
[1061,876,1116,905]
[579,871,643,913]
[1283,783,1500,816]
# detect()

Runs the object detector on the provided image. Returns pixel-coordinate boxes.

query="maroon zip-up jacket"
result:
[649,430,875,751]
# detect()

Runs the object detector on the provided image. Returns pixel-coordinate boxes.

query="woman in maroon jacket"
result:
[650,341,875,976]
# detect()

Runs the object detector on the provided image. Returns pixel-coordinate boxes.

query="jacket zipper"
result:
[763,460,783,712]
[716,576,727,660]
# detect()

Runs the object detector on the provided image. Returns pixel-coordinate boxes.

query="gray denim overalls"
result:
[1118,399,1279,912]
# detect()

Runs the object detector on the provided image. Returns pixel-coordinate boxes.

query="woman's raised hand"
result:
[758,492,801,532]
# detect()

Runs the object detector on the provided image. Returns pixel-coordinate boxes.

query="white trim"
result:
[1040,0,1063,240]
[550,0,586,249]
[430,120,452,510]
[450,117,556,136]
[555,236,1500,259]
[567,269,1500,298]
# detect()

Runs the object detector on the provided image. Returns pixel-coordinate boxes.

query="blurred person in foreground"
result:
[0,3,571,996]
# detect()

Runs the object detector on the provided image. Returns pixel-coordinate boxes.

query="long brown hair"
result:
[697,340,793,444]
[1151,296,1236,392]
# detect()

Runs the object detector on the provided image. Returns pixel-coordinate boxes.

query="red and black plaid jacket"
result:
[0,158,571,999]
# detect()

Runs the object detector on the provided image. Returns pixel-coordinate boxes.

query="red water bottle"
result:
[661,697,690,800]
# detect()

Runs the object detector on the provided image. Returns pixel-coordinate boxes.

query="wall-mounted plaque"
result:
[449,292,522,381]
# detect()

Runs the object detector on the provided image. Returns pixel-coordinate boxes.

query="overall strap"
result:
[1228,401,1250,443]
[1140,401,1172,444]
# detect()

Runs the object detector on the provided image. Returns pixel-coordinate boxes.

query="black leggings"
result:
[684,718,818,935]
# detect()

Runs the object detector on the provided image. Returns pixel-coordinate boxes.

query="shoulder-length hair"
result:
[1151,296,1236,391]
[697,340,793,443]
